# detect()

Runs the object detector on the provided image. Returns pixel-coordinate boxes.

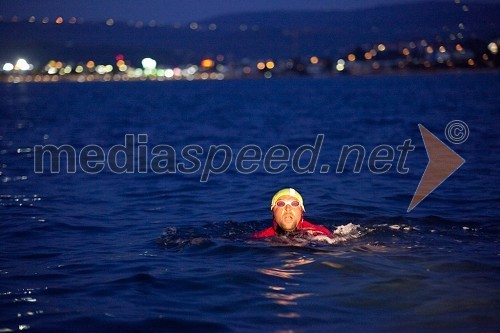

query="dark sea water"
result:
[1,72,499,332]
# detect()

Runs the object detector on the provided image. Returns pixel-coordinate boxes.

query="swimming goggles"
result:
[275,200,301,208]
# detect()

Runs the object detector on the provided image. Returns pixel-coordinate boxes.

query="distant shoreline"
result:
[1,67,498,84]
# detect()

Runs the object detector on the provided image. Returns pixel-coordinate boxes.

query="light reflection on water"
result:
[260,253,316,321]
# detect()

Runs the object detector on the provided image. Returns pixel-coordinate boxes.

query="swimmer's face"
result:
[272,195,303,231]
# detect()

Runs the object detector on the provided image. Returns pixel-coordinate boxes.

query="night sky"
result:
[1,0,493,24]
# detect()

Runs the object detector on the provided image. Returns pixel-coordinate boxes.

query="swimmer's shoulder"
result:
[251,226,276,238]
[302,220,333,236]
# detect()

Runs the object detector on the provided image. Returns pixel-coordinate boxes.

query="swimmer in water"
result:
[252,188,333,239]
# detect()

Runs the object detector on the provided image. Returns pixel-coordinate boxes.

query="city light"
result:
[14,59,31,71]
[488,42,498,54]
[336,59,345,71]
[265,61,275,70]
[141,58,157,70]
[165,69,174,78]
[3,63,14,71]
[201,59,214,68]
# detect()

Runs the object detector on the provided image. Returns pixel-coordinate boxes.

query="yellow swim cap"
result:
[270,188,305,211]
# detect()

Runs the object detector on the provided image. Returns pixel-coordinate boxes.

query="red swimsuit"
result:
[252,219,332,238]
